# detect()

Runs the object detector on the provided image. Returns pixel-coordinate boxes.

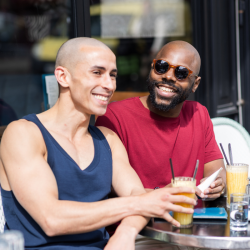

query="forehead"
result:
[157,46,196,69]
[79,46,116,69]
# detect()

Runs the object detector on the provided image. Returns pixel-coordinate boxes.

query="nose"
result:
[162,67,176,82]
[102,74,116,92]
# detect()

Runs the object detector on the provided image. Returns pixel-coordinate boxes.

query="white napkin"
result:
[197,167,223,193]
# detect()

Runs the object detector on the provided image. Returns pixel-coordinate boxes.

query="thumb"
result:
[200,178,207,183]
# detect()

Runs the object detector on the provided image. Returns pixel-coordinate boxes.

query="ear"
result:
[151,63,154,69]
[54,66,70,89]
[192,76,201,93]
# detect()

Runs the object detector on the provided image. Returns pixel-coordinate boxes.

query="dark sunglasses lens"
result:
[155,60,169,74]
[175,66,189,80]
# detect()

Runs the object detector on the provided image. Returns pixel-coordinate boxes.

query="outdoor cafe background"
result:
[0,0,250,141]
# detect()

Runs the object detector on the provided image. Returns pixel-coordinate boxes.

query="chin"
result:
[92,107,108,117]
[155,96,171,106]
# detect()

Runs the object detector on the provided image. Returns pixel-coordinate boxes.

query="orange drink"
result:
[171,177,196,228]
[226,163,248,207]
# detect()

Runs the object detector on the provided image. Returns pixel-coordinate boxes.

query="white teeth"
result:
[94,95,108,101]
[159,86,174,93]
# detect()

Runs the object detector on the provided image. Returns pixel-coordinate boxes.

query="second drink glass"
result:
[226,163,249,207]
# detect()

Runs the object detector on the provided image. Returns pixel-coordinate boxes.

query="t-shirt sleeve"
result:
[95,106,124,143]
[203,107,223,163]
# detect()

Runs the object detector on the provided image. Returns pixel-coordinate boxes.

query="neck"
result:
[140,96,184,118]
[38,93,91,141]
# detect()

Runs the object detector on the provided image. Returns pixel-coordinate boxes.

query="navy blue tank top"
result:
[2,114,112,249]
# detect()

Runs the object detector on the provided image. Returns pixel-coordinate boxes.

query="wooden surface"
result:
[110,91,148,102]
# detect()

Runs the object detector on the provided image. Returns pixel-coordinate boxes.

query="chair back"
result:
[212,117,250,175]
[0,188,5,233]
[0,231,24,250]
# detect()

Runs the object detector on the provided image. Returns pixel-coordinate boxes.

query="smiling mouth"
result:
[157,85,177,93]
[93,94,109,101]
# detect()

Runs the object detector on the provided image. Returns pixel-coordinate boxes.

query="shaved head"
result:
[55,37,112,72]
[156,40,201,75]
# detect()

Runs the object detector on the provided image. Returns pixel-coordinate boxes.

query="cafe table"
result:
[139,196,250,249]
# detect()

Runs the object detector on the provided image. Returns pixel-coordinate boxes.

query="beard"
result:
[147,77,194,112]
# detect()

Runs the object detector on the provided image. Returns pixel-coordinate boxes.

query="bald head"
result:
[55,37,112,71]
[156,41,201,75]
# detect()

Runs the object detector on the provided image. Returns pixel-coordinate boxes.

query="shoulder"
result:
[183,101,209,116]
[96,126,121,148]
[1,119,45,155]
[182,101,211,129]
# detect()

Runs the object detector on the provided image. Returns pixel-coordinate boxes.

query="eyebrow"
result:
[91,66,117,73]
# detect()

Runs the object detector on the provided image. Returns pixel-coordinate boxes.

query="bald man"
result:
[96,40,226,202]
[0,37,196,250]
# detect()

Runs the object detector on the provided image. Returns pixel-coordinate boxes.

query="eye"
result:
[110,73,117,78]
[93,71,101,75]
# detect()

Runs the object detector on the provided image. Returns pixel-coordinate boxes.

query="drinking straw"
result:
[169,158,175,181]
[192,159,199,180]
[228,143,233,165]
[219,143,230,165]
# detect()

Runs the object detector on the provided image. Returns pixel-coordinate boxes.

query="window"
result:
[90,0,193,101]
[0,0,73,131]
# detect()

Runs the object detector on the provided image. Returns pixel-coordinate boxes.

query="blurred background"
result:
[0,0,249,139]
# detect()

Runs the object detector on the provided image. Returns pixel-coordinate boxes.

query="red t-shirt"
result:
[96,97,222,188]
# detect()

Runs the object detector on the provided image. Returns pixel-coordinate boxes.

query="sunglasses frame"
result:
[152,59,198,80]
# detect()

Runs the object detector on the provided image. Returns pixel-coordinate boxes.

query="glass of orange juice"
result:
[171,177,196,228]
[226,163,249,208]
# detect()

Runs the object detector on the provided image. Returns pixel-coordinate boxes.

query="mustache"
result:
[147,79,181,93]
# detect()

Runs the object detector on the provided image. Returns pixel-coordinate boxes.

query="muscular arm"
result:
[1,121,195,239]
[0,121,144,236]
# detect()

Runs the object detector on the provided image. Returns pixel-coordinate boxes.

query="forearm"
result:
[40,196,140,236]
[116,215,150,238]
[104,214,150,250]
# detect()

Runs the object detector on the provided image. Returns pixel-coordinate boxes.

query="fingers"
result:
[162,186,195,195]
[163,213,180,227]
[161,205,194,227]
[195,187,205,198]
[200,178,206,183]
[166,203,194,215]
[203,179,225,200]
[210,177,223,188]
[162,194,196,206]
[204,177,225,194]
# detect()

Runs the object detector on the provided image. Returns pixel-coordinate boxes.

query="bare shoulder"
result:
[96,126,121,147]
[1,119,45,156]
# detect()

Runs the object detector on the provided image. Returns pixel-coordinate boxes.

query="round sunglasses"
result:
[153,59,198,80]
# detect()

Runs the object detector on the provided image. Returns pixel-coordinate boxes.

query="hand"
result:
[195,187,204,200]
[104,225,136,250]
[138,187,196,227]
[201,176,226,200]
[165,183,172,188]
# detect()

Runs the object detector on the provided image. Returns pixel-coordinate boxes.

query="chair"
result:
[0,188,5,233]
[0,189,5,233]
[212,117,250,173]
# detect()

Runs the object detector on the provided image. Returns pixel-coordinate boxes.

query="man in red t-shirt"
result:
[96,40,226,199]
[96,40,226,249]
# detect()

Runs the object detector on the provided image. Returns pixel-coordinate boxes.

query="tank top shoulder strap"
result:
[89,125,111,153]
[22,114,51,144]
